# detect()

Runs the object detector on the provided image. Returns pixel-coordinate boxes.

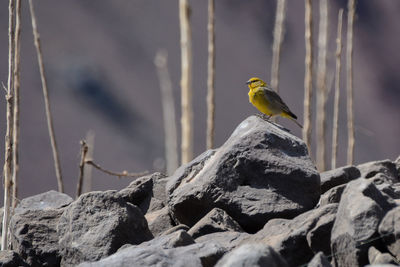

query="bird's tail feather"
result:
[289,117,303,128]
[281,112,303,128]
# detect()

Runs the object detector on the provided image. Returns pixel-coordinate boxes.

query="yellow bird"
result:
[246,77,303,128]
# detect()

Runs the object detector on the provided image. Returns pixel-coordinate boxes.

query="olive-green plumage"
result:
[246,77,302,128]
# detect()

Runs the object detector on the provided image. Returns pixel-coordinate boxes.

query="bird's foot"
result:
[256,114,271,122]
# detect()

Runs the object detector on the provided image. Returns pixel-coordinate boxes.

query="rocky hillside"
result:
[1,116,399,267]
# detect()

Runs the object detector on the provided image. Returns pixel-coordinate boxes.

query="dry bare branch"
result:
[83,131,95,193]
[316,0,328,171]
[2,0,15,251]
[206,0,216,150]
[346,0,356,165]
[84,160,148,179]
[155,50,179,175]
[270,0,287,94]
[331,9,344,169]
[76,140,88,198]
[28,0,64,192]
[12,0,22,209]
[302,0,313,154]
[179,0,193,164]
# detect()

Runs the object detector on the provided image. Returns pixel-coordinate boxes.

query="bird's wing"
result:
[260,86,292,113]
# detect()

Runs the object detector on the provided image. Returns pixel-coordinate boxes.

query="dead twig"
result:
[302,0,313,154]
[270,0,287,94]
[316,0,329,171]
[206,0,216,149]
[331,9,344,169]
[28,0,64,192]
[2,0,15,251]
[12,0,22,209]
[346,0,356,164]
[179,0,194,164]
[155,50,179,175]
[85,160,148,179]
[76,140,88,198]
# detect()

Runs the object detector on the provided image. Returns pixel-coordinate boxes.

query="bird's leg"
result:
[256,113,272,122]
[262,114,272,121]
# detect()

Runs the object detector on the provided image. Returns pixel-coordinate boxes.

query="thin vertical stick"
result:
[83,131,95,193]
[28,0,64,192]
[155,50,179,175]
[303,0,313,153]
[12,0,22,209]
[179,0,193,164]
[346,0,356,165]
[2,0,15,251]
[331,9,343,170]
[270,0,287,94]
[76,140,88,198]
[316,0,328,171]
[206,0,216,150]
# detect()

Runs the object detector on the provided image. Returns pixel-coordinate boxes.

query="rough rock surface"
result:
[215,243,288,267]
[0,250,28,267]
[318,184,346,206]
[78,241,225,267]
[161,224,190,236]
[14,190,73,215]
[358,160,399,182]
[320,165,360,194]
[10,208,64,267]
[145,206,174,236]
[195,231,251,252]
[188,208,243,238]
[378,206,400,261]
[167,116,320,232]
[118,172,168,214]
[368,246,398,265]
[250,203,338,266]
[308,252,332,267]
[331,178,395,267]
[132,230,194,249]
[57,191,153,266]
[5,115,400,267]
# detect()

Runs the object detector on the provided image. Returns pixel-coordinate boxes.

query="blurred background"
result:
[0,0,399,202]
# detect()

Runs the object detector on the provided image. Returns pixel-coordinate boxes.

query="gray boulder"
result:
[0,250,28,267]
[167,116,320,232]
[145,206,175,237]
[308,252,332,267]
[331,178,395,267]
[118,172,168,214]
[215,243,288,267]
[250,203,338,266]
[320,165,360,194]
[132,229,194,249]
[13,190,73,216]
[78,241,225,267]
[318,184,346,206]
[395,156,400,177]
[358,160,399,183]
[188,208,243,238]
[378,206,400,261]
[368,246,398,265]
[57,190,153,266]
[161,224,190,236]
[10,208,64,267]
[195,231,251,252]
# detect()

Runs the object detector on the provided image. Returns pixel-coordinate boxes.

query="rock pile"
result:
[1,116,399,267]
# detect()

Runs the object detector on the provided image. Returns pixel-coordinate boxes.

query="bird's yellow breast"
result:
[248,88,276,116]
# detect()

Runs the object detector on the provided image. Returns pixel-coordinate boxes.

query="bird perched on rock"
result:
[246,77,303,128]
